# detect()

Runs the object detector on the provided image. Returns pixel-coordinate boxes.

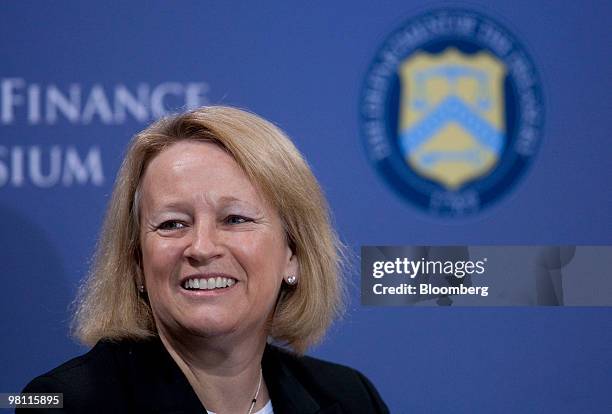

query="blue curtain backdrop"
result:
[1,2,611,413]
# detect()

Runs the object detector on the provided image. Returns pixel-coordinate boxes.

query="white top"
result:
[206,399,273,414]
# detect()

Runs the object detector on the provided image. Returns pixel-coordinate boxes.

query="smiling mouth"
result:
[182,276,237,291]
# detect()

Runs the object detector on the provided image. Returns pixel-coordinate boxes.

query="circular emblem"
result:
[359,8,544,217]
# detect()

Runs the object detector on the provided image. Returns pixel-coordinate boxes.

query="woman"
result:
[21,106,388,413]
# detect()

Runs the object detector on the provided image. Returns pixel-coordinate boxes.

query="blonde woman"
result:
[21,106,388,414]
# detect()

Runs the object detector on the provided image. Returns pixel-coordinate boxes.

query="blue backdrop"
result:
[1,2,611,413]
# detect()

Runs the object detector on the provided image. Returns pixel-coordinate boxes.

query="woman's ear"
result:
[283,246,299,286]
[133,255,146,293]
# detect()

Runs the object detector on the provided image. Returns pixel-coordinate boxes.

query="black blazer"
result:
[20,338,389,413]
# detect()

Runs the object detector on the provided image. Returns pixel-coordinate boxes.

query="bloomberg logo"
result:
[1,78,210,188]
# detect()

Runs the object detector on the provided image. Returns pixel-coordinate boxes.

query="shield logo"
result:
[398,48,506,189]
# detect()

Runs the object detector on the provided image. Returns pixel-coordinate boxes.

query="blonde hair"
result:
[72,106,345,354]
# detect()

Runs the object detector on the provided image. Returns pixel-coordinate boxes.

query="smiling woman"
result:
[139,141,298,349]
[19,106,389,414]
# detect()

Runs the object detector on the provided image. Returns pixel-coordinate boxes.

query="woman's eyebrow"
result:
[217,196,256,207]
[150,200,192,211]
[146,194,264,214]
[217,196,265,214]
[217,195,243,204]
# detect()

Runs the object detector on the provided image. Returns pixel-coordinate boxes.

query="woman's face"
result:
[139,140,297,342]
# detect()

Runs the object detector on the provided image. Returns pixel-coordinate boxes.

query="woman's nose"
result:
[183,220,224,263]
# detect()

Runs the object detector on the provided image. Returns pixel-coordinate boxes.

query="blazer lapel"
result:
[124,339,205,413]
[123,340,344,413]
[263,345,343,414]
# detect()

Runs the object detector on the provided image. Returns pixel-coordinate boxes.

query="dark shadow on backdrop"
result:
[0,204,82,394]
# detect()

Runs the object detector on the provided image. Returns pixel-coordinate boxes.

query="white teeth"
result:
[183,277,236,290]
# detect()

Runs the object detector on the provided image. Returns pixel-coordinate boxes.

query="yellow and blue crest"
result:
[360,8,544,216]
[399,48,506,190]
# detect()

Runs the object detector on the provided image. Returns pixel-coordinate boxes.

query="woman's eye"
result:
[225,215,251,225]
[157,221,186,231]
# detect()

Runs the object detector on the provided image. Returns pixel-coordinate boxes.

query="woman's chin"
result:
[175,314,243,340]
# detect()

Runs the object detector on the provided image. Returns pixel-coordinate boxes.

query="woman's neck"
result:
[158,329,270,414]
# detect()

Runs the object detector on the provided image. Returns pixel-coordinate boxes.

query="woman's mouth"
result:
[181,276,237,291]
